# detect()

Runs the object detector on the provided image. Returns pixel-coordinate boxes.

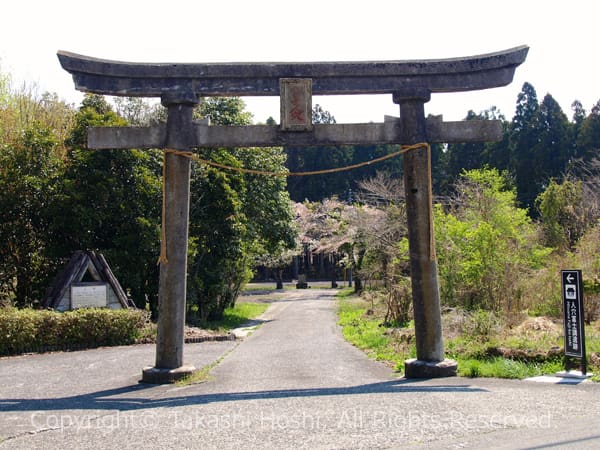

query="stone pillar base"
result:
[141,365,198,384]
[404,358,458,378]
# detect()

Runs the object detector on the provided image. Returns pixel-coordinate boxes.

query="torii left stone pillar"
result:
[142,95,199,383]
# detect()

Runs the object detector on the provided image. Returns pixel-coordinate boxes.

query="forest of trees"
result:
[0,73,295,321]
[284,82,600,318]
[1,65,600,322]
[287,83,600,215]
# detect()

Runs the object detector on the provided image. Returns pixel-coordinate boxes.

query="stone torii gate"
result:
[58,46,528,383]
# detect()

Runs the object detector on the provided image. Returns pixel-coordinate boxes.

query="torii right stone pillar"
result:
[396,92,457,377]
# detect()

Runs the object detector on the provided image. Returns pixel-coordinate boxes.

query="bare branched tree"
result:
[569,157,600,224]
[356,171,404,206]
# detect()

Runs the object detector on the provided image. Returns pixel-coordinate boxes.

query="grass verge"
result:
[457,357,563,379]
[338,296,410,370]
[176,302,269,385]
[337,291,600,380]
[176,346,237,386]
[209,302,270,331]
[187,302,270,332]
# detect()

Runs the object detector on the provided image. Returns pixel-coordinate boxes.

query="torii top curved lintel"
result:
[58,46,528,99]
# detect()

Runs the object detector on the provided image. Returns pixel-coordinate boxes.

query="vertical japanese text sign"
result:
[561,270,586,359]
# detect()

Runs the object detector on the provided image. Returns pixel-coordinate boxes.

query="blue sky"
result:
[2,0,598,123]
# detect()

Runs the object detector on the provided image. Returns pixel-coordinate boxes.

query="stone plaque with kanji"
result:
[280,78,312,131]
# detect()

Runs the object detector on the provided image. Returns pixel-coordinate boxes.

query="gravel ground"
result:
[2,289,600,449]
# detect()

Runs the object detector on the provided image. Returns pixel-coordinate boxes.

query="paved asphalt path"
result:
[2,289,600,449]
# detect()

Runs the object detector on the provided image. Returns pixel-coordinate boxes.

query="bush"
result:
[435,168,552,312]
[464,309,501,341]
[0,307,149,356]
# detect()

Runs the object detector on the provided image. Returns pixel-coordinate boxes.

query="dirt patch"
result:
[485,345,563,362]
[184,326,232,341]
[515,316,559,334]
[137,326,233,344]
[238,292,287,303]
[441,308,470,339]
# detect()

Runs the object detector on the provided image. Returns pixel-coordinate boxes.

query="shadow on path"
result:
[0,379,486,413]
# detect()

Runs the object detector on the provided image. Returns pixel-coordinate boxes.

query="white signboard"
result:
[71,282,108,309]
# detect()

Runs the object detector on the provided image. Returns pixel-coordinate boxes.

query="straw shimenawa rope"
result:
[158,143,433,264]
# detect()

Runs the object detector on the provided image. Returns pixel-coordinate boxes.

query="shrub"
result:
[435,168,552,312]
[0,307,149,356]
[464,309,501,341]
[1,308,38,354]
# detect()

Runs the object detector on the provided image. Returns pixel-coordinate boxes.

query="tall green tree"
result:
[0,124,64,305]
[199,97,253,125]
[188,148,248,321]
[509,82,541,211]
[508,86,573,214]
[51,94,162,311]
[536,178,585,250]
[0,73,73,306]
[576,99,600,163]
[188,97,296,321]
[570,99,586,160]
[532,93,571,183]
[285,105,404,201]
[235,146,297,254]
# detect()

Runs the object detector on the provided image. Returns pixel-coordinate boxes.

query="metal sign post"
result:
[561,270,587,375]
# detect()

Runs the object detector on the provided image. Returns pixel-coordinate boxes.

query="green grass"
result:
[207,302,270,331]
[338,297,408,369]
[187,301,269,332]
[338,295,598,380]
[242,284,278,291]
[177,346,236,385]
[176,362,216,385]
[457,357,563,379]
[336,287,356,298]
[176,302,269,385]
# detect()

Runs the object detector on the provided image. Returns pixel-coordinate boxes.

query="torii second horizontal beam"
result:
[88,117,502,149]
